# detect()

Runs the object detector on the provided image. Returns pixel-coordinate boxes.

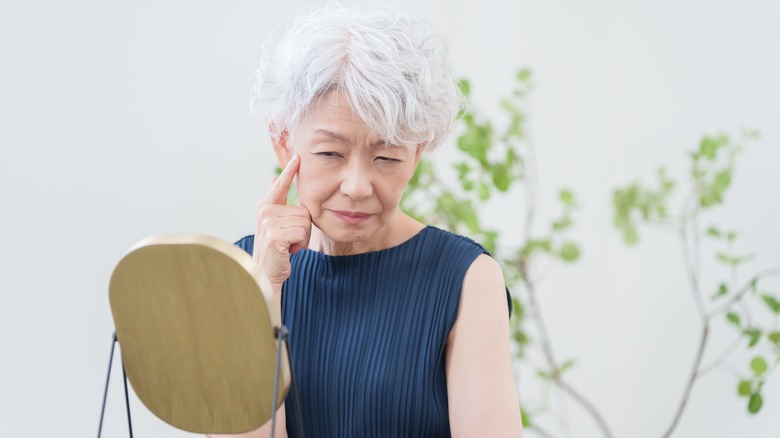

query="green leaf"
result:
[624,227,639,245]
[559,242,581,262]
[711,168,732,192]
[461,205,480,233]
[455,162,470,180]
[492,165,511,191]
[748,393,763,413]
[761,294,780,314]
[477,182,490,201]
[537,370,553,381]
[751,357,768,376]
[559,189,574,205]
[768,331,780,345]
[520,408,532,427]
[501,99,520,117]
[699,137,719,160]
[552,215,572,231]
[559,359,576,373]
[517,69,531,82]
[744,328,762,348]
[458,79,471,97]
[716,252,755,266]
[726,312,741,327]
[712,282,729,300]
[737,380,752,397]
[706,226,721,238]
[481,230,498,254]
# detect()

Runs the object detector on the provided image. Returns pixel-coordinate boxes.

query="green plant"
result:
[612,130,780,436]
[402,69,613,438]
[402,69,780,437]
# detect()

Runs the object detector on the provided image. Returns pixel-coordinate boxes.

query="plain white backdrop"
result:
[1,0,778,436]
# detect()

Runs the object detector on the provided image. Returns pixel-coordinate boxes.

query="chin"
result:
[322,225,373,243]
[317,218,378,244]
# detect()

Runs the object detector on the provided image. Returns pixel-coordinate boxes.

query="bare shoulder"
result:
[465,253,504,285]
[446,253,510,357]
[458,254,508,319]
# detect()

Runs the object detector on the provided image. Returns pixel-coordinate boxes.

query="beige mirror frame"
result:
[106,234,289,434]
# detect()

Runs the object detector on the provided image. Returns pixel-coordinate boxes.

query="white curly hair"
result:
[251,5,461,151]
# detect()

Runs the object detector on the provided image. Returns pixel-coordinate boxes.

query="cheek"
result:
[295,159,333,207]
[378,170,414,207]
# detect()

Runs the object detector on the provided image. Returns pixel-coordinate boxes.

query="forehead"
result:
[300,91,371,134]
[296,91,409,151]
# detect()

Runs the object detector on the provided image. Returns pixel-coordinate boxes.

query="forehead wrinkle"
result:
[313,128,399,150]
[312,128,349,143]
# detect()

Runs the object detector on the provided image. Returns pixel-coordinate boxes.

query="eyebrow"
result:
[312,129,399,149]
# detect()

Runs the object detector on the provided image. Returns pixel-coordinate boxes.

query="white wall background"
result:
[1,0,778,436]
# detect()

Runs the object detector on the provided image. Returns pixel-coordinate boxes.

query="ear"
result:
[270,124,292,168]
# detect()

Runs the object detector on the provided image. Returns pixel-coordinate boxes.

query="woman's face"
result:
[277,91,422,245]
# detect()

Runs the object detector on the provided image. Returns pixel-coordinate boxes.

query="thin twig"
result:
[523,277,615,438]
[709,268,780,316]
[660,322,710,438]
[697,327,742,378]
[659,193,707,438]
[523,134,538,245]
[554,383,574,438]
[678,208,706,319]
[692,205,703,305]
[556,379,614,438]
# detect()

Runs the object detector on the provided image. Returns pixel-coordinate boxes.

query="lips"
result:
[331,210,372,224]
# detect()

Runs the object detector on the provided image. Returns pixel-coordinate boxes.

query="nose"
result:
[339,159,373,201]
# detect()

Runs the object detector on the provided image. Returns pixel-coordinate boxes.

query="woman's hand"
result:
[254,154,312,296]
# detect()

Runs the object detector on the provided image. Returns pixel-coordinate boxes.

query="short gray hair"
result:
[251,5,460,151]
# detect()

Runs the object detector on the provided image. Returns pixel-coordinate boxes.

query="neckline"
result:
[301,225,433,260]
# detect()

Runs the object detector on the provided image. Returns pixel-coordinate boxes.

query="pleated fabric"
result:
[235,226,499,437]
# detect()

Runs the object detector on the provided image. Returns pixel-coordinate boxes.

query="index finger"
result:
[261,154,300,205]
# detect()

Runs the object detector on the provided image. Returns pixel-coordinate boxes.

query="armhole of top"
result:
[234,234,255,256]
[445,251,513,343]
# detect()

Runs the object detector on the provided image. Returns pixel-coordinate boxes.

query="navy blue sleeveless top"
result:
[236,226,509,437]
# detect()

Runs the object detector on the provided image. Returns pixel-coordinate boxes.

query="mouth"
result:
[331,210,372,224]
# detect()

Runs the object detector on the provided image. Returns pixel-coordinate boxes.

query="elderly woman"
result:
[229,6,523,438]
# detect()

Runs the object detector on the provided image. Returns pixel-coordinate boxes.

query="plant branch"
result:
[660,196,708,438]
[678,208,706,319]
[523,134,538,245]
[522,276,615,438]
[709,267,780,317]
[660,322,710,438]
[697,327,742,378]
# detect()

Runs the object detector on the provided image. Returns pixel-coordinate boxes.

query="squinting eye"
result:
[317,152,343,158]
[376,156,402,163]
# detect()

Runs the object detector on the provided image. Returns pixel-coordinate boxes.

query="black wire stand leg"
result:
[122,360,134,437]
[97,332,117,438]
[270,326,305,438]
[96,331,134,438]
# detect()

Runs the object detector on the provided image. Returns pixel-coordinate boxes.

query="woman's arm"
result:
[446,254,523,437]
[206,404,287,438]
